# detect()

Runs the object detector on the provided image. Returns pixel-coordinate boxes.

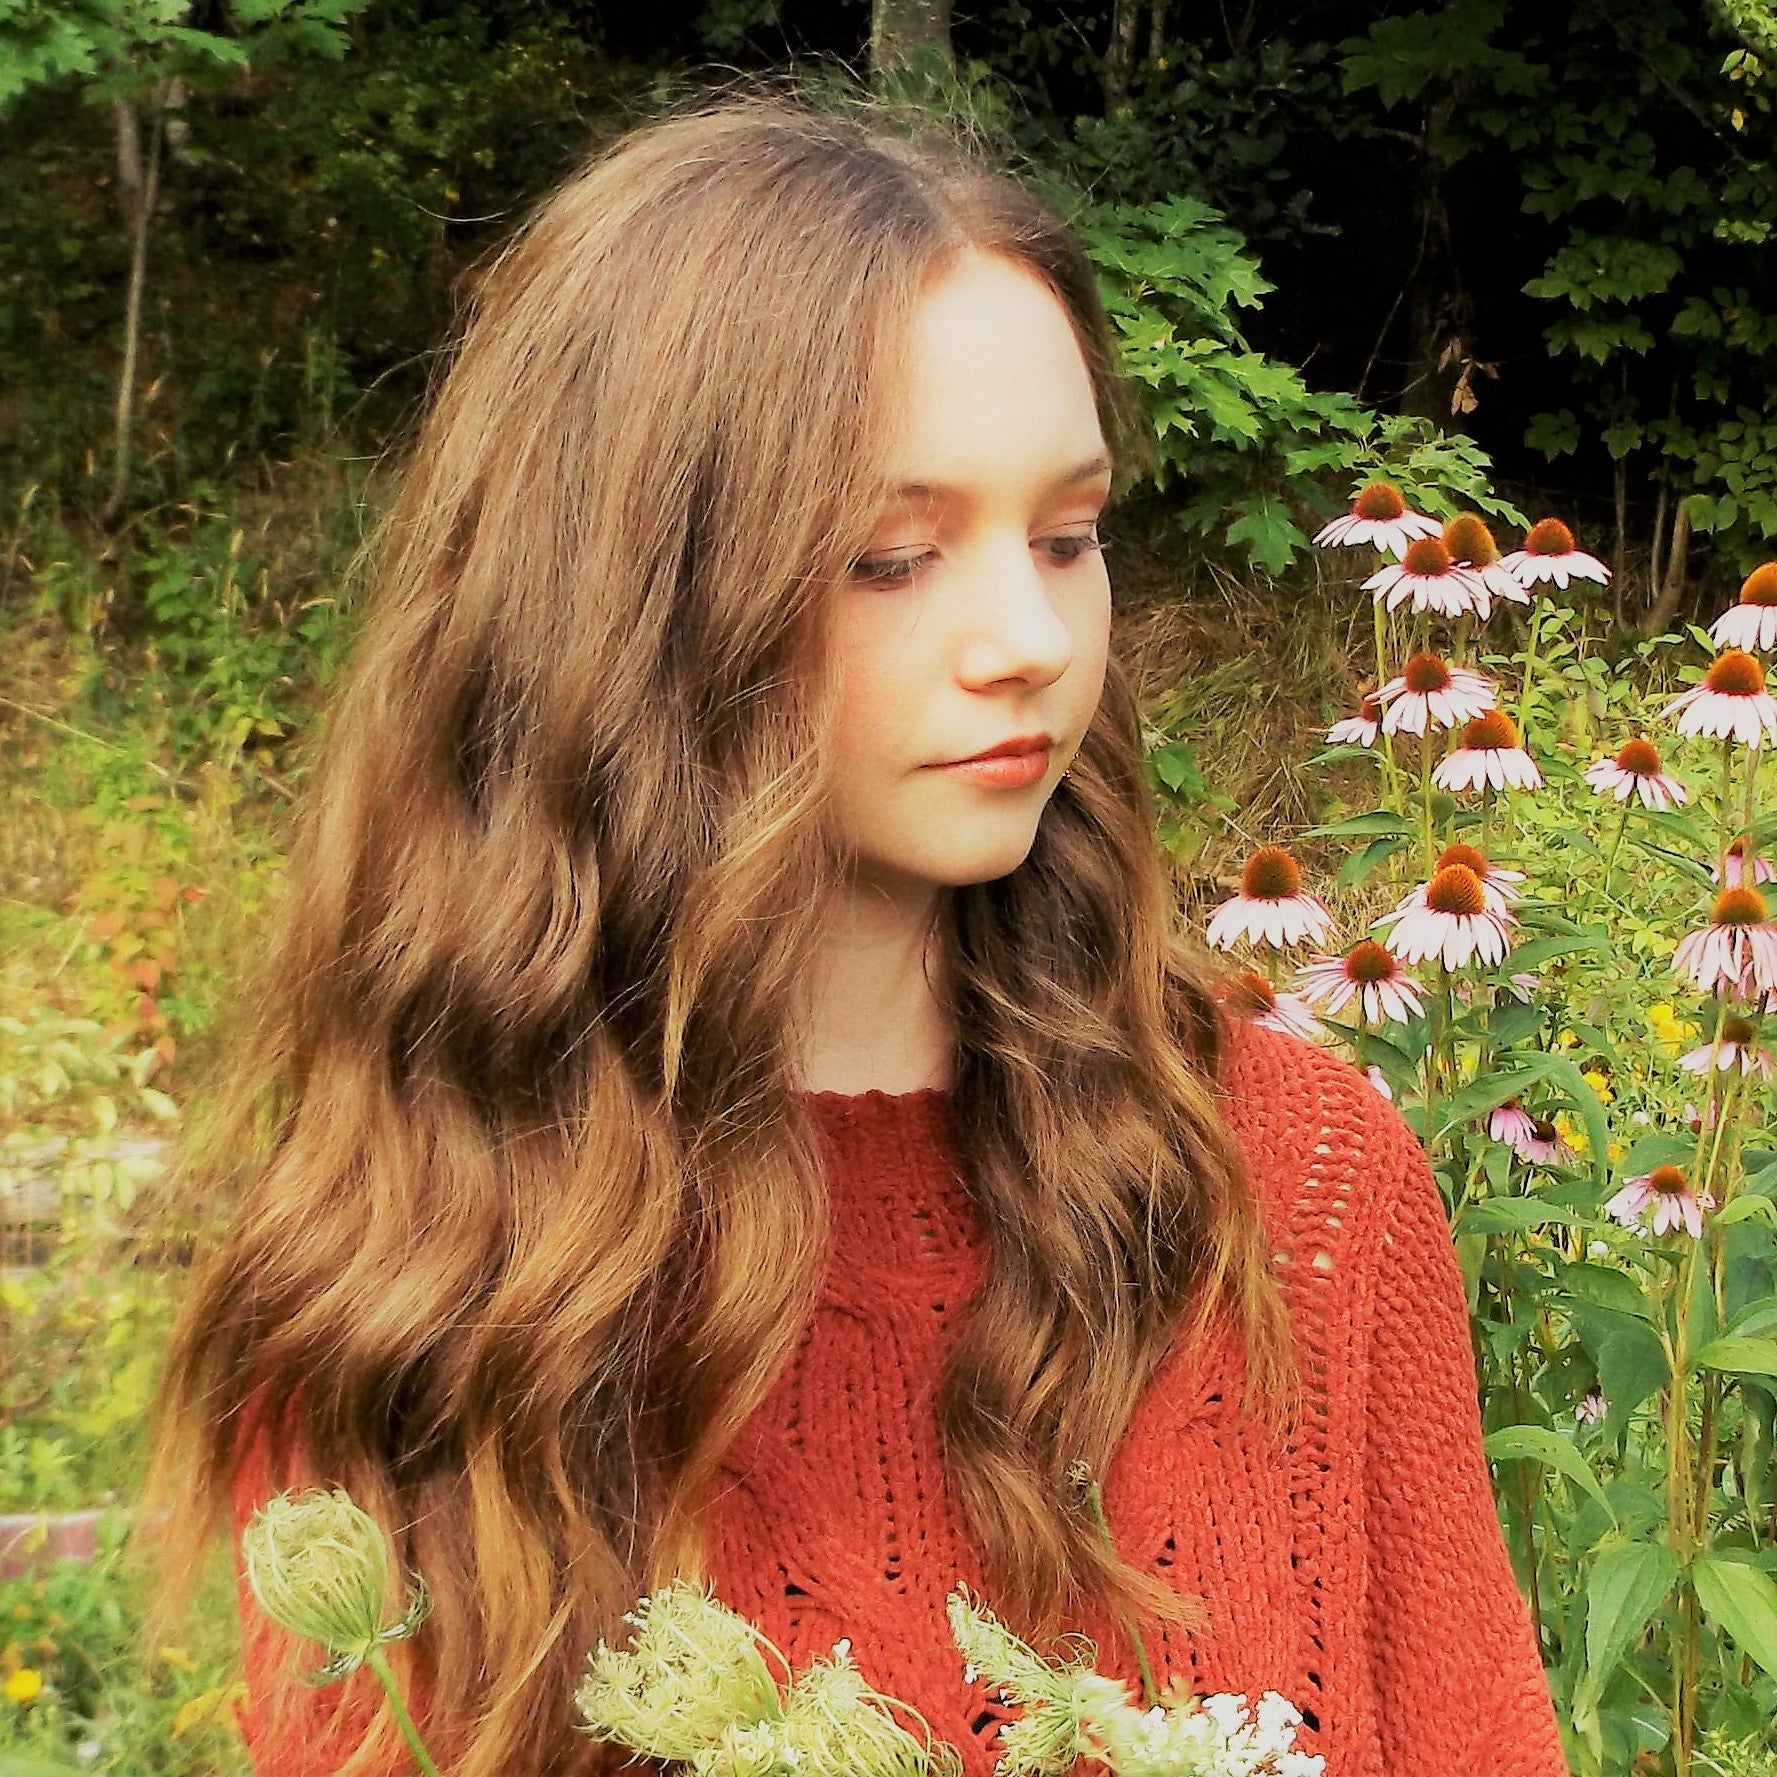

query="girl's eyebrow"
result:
[889,451,1113,503]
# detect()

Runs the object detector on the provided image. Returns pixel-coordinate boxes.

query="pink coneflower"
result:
[1218,970,1324,1041]
[1374,861,1517,968]
[1673,885,1777,996]
[1605,1165,1716,1239]
[1574,1387,1608,1426]
[1678,1015,1774,1079]
[1500,970,1541,1003]
[1488,1098,1536,1149]
[1583,736,1689,810]
[1520,1114,1573,1165]
[1365,1064,1394,1101]
[1660,648,1777,747]
[1499,517,1612,590]
[1442,514,1529,621]
[1407,842,1526,915]
[1326,692,1383,748]
[1313,480,1442,558]
[1204,846,1336,950]
[1709,562,1777,652]
[1375,650,1497,736]
[1486,1098,1572,1163]
[1364,537,1489,618]
[1712,834,1776,887]
[1432,708,1543,792]
[1291,938,1427,1023]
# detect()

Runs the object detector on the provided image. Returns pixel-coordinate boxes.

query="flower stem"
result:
[364,1646,441,1777]
[1718,738,1734,878]
[1374,596,1404,813]
[1420,734,1436,876]
[1600,802,1632,901]
[1079,1477,1158,1709]
[1514,597,1542,739]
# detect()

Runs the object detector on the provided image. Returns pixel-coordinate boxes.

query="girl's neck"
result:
[791,881,955,1096]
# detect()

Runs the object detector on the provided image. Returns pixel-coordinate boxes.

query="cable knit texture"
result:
[229,1016,1569,1776]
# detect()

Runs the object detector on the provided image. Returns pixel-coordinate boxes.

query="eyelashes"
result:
[847,533,1109,588]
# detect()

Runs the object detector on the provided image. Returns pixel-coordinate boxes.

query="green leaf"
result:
[1559,1263,1656,1323]
[1224,493,1304,575]
[1485,1424,1617,1523]
[1725,1301,1777,1340]
[1690,1554,1777,1681]
[1505,931,1611,974]
[1715,1195,1777,1229]
[1535,1055,1614,1191]
[1302,809,1413,839]
[1692,1336,1777,1379]
[1454,1198,1579,1237]
[1302,742,1382,770]
[1337,835,1409,890]
[1575,1539,1680,1723]
[1572,1308,1672,1420]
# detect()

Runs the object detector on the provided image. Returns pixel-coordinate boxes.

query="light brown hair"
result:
[133,80,1297,1777]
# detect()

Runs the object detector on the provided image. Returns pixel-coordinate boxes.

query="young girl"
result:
[135,87,1568,1777]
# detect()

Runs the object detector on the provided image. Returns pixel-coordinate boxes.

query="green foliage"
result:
[0,0,367,113]
[1337,0,1777,575]
[1074,193,1522,575]
[1340,0,1544,112]
[0,1528,251,1774]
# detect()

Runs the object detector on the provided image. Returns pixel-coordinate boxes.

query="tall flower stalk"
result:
[1297,498,1777,1777]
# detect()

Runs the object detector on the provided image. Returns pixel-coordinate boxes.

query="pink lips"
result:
[932,746,1050,789]
[941,732,1055,765]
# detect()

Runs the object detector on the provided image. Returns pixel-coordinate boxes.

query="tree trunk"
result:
[1147,0,1170,62]
[871,0,954,85]
[113,97,142,230]
[1399,93,1473,423]
[1642,498,1691,637]
[1102,0,1144,107]
[104,80,167,522]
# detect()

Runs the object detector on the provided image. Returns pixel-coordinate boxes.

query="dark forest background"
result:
[5,1,1777,641]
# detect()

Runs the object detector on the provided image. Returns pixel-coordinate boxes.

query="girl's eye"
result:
[847,532,1107,587]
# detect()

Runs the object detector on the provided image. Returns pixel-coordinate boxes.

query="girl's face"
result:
[825,249,1114,906]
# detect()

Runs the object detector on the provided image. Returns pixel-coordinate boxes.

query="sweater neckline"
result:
[798,1084,952,1111]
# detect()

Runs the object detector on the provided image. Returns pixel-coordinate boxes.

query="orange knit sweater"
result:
[230,1017,1570,1777]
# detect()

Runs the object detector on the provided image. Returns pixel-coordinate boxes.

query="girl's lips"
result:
[930,747,1050,788]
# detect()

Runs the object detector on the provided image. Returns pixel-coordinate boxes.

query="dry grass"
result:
[1107,499,1400,936]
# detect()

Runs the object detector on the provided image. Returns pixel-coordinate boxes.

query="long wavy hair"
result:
[133,82,1298,1777]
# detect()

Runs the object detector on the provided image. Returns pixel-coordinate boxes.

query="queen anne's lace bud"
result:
[240,1488,430,1685]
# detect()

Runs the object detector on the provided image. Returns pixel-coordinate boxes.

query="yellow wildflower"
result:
[1556,1112,1589,1156]
[1647,1002,1698,1048]
[1582,1068,1615,1104]
[5,1667,43,1704]
[172,1686,226,1737]
[1608,1141,1626,1164]
[1554,1029,1580,1050]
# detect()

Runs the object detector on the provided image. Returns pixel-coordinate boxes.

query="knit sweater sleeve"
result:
[1361,1104,1571,1776]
